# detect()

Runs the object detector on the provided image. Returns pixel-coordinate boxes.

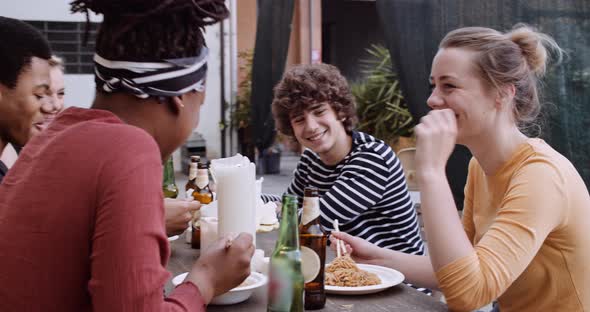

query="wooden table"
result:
[166,232,447,312]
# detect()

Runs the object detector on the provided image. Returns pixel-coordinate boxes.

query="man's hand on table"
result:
[164,198,200,236]
[186,233,255,304]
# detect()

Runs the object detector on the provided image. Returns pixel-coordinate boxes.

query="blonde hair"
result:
[440,24,563,133]
[48,55,64,71]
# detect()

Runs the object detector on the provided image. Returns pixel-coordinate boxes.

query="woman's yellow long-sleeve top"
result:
[436,139,589,312]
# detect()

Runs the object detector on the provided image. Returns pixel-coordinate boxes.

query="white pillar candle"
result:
[211,155,257,246]
[200,217,219,251]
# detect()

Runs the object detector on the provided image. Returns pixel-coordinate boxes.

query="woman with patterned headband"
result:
[0,1,254,311]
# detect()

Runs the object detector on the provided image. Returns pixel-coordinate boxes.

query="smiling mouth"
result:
[32,120,50,132]
[33,117,56,130]
[306,130,327,142]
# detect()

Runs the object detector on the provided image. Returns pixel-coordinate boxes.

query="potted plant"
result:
[351,44,415,152]
[259,139,283,174]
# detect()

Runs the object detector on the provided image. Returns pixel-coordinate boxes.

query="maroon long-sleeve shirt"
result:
[0,107,205,311]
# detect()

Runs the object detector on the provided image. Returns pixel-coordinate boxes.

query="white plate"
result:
[167,235,180,242]
[172,271,267,305]
[325,263,405,295]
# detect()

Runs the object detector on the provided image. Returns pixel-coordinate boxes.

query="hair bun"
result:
[507,24,562,77]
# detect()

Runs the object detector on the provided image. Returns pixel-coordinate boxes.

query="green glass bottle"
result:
[162,157,178,198]
[267,194,304,312]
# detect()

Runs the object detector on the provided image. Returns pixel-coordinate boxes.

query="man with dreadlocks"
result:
[0,1,253,311]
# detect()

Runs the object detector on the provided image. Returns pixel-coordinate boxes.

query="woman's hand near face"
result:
[413,108,473,273]
[414,108,458,176]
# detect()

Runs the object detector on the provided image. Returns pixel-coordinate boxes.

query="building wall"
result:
[236,0,257,87]
[287,0,323,68]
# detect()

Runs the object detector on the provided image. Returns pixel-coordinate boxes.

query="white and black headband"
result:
[94,46,208,99]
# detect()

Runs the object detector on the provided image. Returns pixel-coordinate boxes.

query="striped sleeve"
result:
[260,152,310,203]
[319,151,388,227]
[260,193,282,203]
[286,152,310,198]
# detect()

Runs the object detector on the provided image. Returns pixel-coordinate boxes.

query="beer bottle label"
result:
[301,197,320,226]
[196,169,209,189]
[300,246,321,283]
[188,166,197,180]
[268,258,294,310]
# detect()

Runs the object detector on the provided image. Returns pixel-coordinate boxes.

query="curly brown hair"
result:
[272,63,357,138]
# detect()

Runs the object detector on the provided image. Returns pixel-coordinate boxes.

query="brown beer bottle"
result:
[189,161,213,249]
[186,156,200,248]
[185,155,200,194]
[191,162,213,204]
[299,187,327,310]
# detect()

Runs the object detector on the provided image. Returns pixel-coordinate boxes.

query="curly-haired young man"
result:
[269,63,426,259]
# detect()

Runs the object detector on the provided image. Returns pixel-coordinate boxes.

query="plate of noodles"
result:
[324,255,405,295]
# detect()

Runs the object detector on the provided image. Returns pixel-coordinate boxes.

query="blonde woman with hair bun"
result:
[331,24,589,312]
[38,55,66,130]
[48,56,65,107]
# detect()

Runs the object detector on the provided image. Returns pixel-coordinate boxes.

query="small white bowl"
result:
[172,271,267,305]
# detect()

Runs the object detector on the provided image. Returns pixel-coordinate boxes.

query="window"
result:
[28,21,99,74]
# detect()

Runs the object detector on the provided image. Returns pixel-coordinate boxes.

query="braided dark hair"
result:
[70,0,229,61]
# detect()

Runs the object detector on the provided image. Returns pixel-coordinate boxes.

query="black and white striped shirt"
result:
[264,131,425,256]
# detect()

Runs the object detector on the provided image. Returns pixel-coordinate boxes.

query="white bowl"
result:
[172,271,267,305]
